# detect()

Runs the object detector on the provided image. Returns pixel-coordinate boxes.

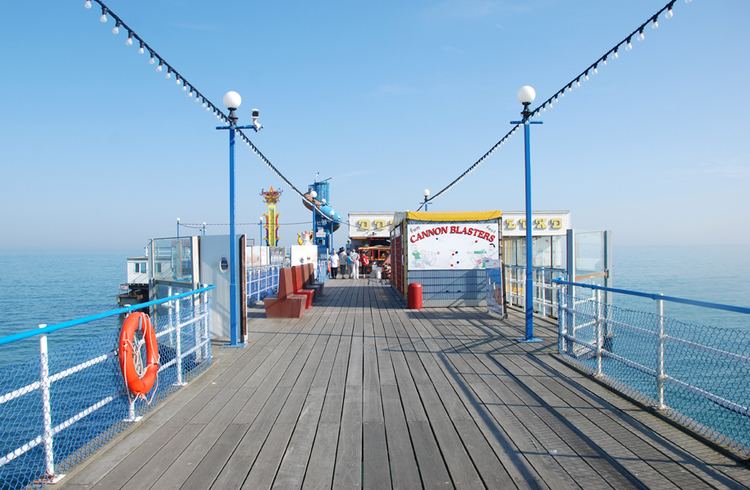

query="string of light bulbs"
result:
[83,0,343,226]
[418,0,689,211]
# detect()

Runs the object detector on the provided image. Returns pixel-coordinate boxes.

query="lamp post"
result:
[216,90,261,347]
[259,216,265,246]
[176,217,180,238]
[423,189,430,211]
[511,85,543,343]
[201,222,206,237]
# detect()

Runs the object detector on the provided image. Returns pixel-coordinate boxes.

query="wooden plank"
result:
[272,284,354,489]
[461,310,744,489]
[396,311,521,490]
[303,283,357,489]
[62,331,278,487]
[179,286,343,488]
[377,293,456,489]
[154,302,335,488]
[411,308,570,489]
[208,295,340,487]
[243,286,350,489]
[367,287,426,490]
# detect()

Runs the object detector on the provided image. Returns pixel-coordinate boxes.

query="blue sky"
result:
[0,0,748,253]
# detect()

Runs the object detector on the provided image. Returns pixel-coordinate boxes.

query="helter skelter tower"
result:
[261,186,282,247]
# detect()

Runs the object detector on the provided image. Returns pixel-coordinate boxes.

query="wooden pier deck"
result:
[61,280,750,489]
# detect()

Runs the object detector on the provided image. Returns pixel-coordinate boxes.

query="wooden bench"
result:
[291,265,315,309]
[263,268,307,318]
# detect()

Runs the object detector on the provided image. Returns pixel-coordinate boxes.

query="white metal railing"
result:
[245,265,281,302]
[503,265,569,318]
[0,286,214,487]
[555,279,750,456]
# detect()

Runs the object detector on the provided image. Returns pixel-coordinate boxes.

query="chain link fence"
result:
[0,286,213,488]
[556,281,750,457]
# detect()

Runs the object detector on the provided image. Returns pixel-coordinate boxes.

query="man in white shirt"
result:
[350,250,360,279]
[330,252,339,279]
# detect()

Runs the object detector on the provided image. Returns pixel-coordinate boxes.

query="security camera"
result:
[251,108,262,131]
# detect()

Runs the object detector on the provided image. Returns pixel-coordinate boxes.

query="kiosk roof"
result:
[395,210,502,224]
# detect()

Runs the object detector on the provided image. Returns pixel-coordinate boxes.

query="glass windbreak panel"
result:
[552,235,566,269]
[517,238,526,266]
[269,247,286,265]
[503,240,516,266]
[151,237,194,283]
[533,236,552,267]
[575,231,605,284]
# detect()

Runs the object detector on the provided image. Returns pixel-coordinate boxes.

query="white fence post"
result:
[38,324,63,482]
[203,287,211,361]
[557,286,565,354]
[174,296,185,386]
[194,289,203,364]
[656,294,666,410]
[595,290,603,377]
[167,286,174,347]
[541,269,547,316]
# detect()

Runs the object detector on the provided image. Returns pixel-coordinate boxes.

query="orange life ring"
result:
[119,312,159,397]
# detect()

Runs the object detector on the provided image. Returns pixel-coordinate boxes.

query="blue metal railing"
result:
[553,279,750,456]
[0,285,214,487]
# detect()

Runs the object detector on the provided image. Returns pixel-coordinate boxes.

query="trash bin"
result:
[407,283,423,310]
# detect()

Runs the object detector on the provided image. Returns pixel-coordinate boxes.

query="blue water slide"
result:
[302,193,341,231]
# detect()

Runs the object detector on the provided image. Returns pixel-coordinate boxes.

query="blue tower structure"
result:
[305,180,341,256]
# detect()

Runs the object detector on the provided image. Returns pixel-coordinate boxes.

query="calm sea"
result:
[0,245,748,341]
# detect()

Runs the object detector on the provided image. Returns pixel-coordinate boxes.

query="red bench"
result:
[291,265,315,309]
[263,268,306,318]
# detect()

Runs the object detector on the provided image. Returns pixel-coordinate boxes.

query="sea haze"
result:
[0,244,748,339]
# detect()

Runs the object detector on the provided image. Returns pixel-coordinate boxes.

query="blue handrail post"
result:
[512,86,543,343]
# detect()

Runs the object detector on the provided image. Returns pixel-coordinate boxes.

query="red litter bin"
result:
[407,283,423,310]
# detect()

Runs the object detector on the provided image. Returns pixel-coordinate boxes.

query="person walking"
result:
[350,249,360,280]
[330,252,339,279]
[360,252,370,276]
[338,248,348,279]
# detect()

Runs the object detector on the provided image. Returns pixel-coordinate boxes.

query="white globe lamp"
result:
[223,91,242,110]
[517,85,536,105]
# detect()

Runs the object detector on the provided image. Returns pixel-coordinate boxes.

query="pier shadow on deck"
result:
[60,280,750,489]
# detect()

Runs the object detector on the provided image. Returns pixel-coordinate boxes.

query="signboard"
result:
[501,211,570,236]
[348,213,394,239]
[407,222,500,270]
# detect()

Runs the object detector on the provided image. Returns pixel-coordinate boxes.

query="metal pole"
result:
[557,287,564,354]
[259,219,263,246]
[167,286,174,346]
[194,289,203,363]
[523,120,536,341]
[595,289,603,377]
[424,197,429,211]
[202,286,211,360]
[38,323,59,481]
[228,125,240,346]
[176,218,180,238]
[656,294,666,410]
[174,297,185,385]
